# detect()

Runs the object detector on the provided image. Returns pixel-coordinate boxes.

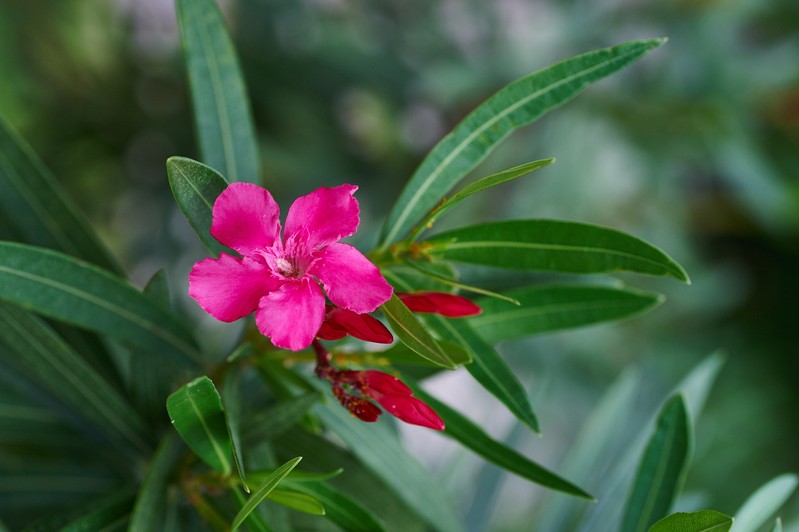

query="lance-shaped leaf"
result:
[375,338,471,367]
[408,158,555,242]
[0,116,120,273]
[268,489,325,515]
[167,376,233,475]
[129,433,185,532]
[379,39,665,246]
[176,0,260,183]
[0,302,151,457]
[470,284,664,343]
[231,457,303,531]
[410,384,593,500]
[649,510,733,532]
[734,473,798,532]
[0,242,202,367]
[223,366,250,492]
[380,293,457,369]
[620,394,692,532]
[167,156,228,255]
[280,479,388,532]
[424,220,689,282]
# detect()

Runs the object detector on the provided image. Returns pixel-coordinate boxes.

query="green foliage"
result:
[733,474,799,532]
[648,510,733,532]
[231,457,303,530]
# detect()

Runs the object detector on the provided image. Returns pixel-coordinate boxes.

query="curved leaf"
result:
[470,284,665,342]
[166,156,228,255]
[231,457,303,531]
[649,510,733,532]
[734,473,798,532]
[176,0,260,183]
[379,39,665,246]
[167,376,232,475]
[268,489,325,516]
[0,242,201,367]
[280,480,388,532]
[424,220,689,282]
[380,293,457,369]
[621,394,692,532]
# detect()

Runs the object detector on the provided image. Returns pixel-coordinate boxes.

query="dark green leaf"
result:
[0,116,120,273]
[176,0,260,183]
[268,489,326,515]
[166,156,229,254]
[374,338,471,366]
[0,302,150,456]
[314,400,463,532]
[231,457,303,531]
[410,384,593,500]
[470,284,665,342]
[649,510,733,532]
[22,487,135,532]
[734,473,798,532]
[280,480,388,532]
[223,366,250,492]
[129,432,185,532]
[424,220,689,282]
[379,39,665,246]
[0,242,202,367]
[241,393,321,446]
[621,394,692,532]
[409,158,555,241]
[167,376,233,474]
[380,293,457,369]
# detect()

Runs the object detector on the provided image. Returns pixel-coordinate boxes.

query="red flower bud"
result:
[375,395,445,431]
[398,292,482,318]
[361,370,413,397]
[317,306,393,344]
[332,385,381,422]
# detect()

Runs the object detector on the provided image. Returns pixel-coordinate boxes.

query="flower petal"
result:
[189,253,278,322]
[255,278,326,351]
[284,184,360,248]
[325,308,393,344]
[210,182,281,255]
[376,395,445,430]
[311,243,393,313]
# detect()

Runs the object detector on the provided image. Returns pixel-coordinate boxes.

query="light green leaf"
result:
[734,473,798,532]
[410,384,593,500]
[621,394,692,532]
[649,510,733,532]
[771,517,783,532]
[176,0,260,183]
[0,302,150,457]
[314,400,463,532]
[0,115,120,273]
[0,242,202,367]
[166,156,229,254]
[379,38,665,246]
[424,220,689,282]
[167,376,232,474]
[231,457,303,531]
[408,158,555,242]
[380,293,457,369]
[268,489,326,515]
[280,479,388,532]
[129,432,185,532]
[470,284,665,343]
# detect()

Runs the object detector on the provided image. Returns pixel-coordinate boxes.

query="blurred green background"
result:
[1,0,797,529]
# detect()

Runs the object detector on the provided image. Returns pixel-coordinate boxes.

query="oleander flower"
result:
[189,182,393,351]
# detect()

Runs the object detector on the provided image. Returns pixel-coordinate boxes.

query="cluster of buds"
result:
[313,290,480,430]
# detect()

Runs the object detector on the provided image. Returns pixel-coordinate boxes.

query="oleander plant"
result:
[0,0,795,531]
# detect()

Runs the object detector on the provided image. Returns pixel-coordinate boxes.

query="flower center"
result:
[274,256,301,278]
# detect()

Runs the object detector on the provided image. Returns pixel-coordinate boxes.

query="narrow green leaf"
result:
[771,517,783,532]
[621,394,692,532]
[0,242,202,367]
[470,284,665,343]
[176,0,260,183]
[281,480,388,532]
[129,432,185,532]
[231,489,270,532]
[379,39,665,246]
[314,400,463,532]
[241,393,321,446]
[408,158,555,242]
[374,338,471,366]
[649,510,733,532]
[0,302,151,456]
[22,487,135,532]
[424,220,689,282]
[734,473,798,532]
[231,457,303,531]
[268,489,326,515]
[380,293,457,369]
[167,376,233,474]
[223,366,250,492]
[166,156,229,254]
[410,384,593,500]
[60,492,133,531]
[0,116,120,273]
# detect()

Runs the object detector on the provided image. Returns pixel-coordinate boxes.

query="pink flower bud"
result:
[398,292,482,318]
[317,306,393,344]
[361,370,413,397]
[375,395,445,431]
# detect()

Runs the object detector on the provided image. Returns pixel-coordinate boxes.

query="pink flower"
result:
[398,291,482,317]
[316,305,393,344]
[189,183,393,351]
